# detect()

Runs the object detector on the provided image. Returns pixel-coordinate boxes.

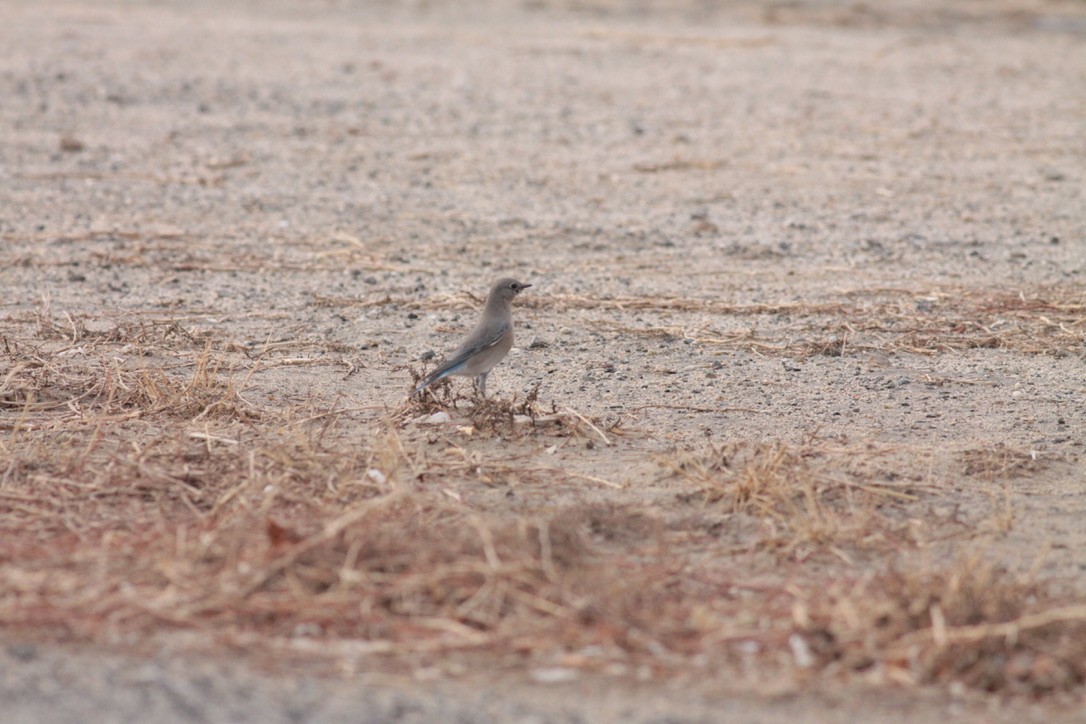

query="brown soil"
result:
[1,0,1085,720]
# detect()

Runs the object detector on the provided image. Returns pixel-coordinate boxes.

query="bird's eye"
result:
[509,282,518,290]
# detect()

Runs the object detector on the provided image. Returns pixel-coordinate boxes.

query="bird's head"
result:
[491,277,532,303]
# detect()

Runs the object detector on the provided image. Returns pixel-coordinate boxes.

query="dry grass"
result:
[962,443,1056,479]
[406,374,620,447]
[2,305,1084,698]
[319,285,1085,357]
[407,374,553,427]
[664,441,927,560]
[656,441,1086,695]
[0,318,663,664]
[592,287,1085,356]
[802,558,1086,694]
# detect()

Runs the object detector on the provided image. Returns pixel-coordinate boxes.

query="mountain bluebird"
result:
[413,277,531,397]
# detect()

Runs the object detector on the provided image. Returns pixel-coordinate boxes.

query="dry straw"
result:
[2,291,1084,696]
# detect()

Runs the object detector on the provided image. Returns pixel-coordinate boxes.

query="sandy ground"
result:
[2,0,1085,721]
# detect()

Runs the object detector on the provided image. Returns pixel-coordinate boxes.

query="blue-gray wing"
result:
[414,322,509,393]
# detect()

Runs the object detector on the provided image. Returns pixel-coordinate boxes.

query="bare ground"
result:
[1,0,1085,721]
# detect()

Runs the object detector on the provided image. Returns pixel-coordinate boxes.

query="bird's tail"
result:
[412,375,437,396]
[413,358,466,396]
[413,367,452,396]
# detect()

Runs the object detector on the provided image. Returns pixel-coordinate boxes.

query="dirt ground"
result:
[2,0,1085,721]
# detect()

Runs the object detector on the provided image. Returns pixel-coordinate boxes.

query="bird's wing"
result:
[415,321,510,391]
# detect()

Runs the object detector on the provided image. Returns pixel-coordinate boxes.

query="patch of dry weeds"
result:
[801,557,1086,694]
[664,440,926,559]
[2,312,1085,698]
[962,443,1058,479]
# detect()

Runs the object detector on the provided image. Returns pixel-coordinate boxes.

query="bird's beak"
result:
[520,284,532,290]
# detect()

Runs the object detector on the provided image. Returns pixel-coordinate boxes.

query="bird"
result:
[413,277,531,397]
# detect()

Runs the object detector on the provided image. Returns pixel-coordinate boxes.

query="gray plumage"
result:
[413,277,531,397]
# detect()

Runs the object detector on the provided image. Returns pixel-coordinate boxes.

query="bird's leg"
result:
[474,373,488,397]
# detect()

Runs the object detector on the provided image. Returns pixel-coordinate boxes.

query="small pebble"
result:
[59,135,84,152]
[529,667,579,684]
[420,411,450,425]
